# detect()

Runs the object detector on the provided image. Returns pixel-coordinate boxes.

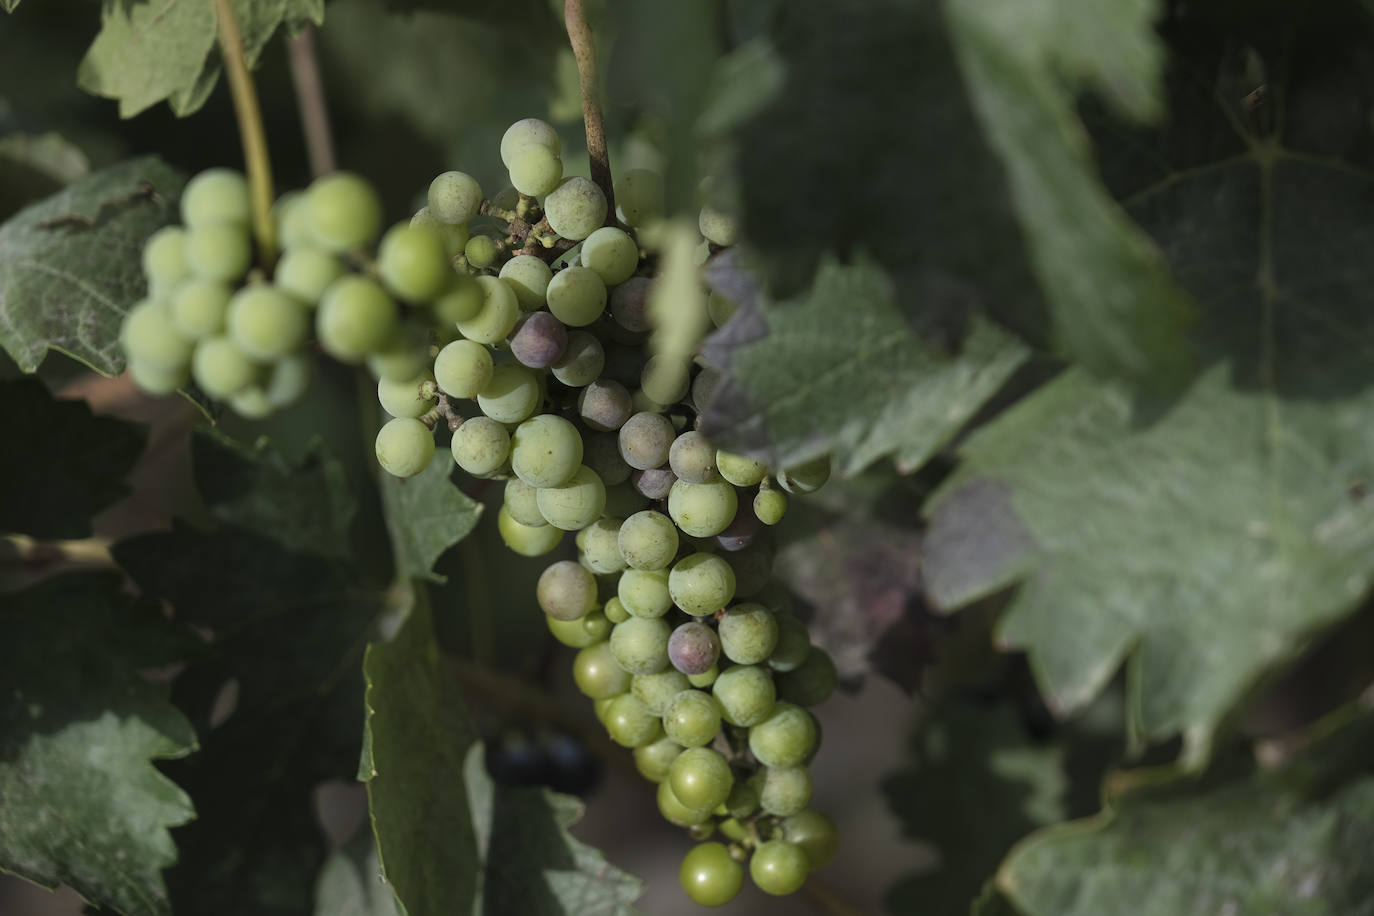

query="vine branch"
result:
[212,0,277,264]
[286,25,337,179]
[563,0,615,218]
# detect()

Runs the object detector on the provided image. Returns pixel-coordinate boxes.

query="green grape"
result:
[593,696,617,725]
[750,840,808,896]
[641,354,690,406]
[581,517,625,575]
[192,336,260,398]
[464,235,499,269]
[500,117,562,168]
[544,177,607,241]
[776,647,837,707]
[662,689,722,748]
[668,479,739,538]
[274,191,313,249]
[121,299,194,369]
[535,465,605,530]
[433,274,485,325]
[716,450,767,487]
[378,222,450,303]
[497,255,553,310]
[707,290,738,328]
[547,609,611,648]
[712,664,776,727]
[550,330,604,387]
[141,226,189,296]
[503,478,546,528]
[451,416,511,478]
[688,665,719,688]
[669,431,717,484]
[778,455,831,494]
[758,765,813,818]
[749,702,817,767]
[634,735,683,783]
[536,559,596,621]
[680,842,742,907]
[377,369,436,419]
[510,414,584,488]
[617,567,671,619]
[181,168,250,227]
[274,246,343,305]
[609,616,670,675]
[127,359,187,396]
[782,811,838,869]
[265,352,312,408]
[409,206,469,255]
[545,266,607,327]
[367,324,431,382]
[456,276,519,344]
[509,144,563,197]
[604,482,650,518]
[308,172,382,251]
[699,205,739,247]
[769,614,812,673]
[631,669,690,715]
[603,595,630,624]
[754,488,788,525]
[618,411,674,471]
[433,339,492,399]
[476,363,541,424]
[719,602,779,665]
[618,509,679,570]
[498,505,563,556]
[316,276,399,363]
[227,284,308,360]
[657,777,712,827]
[428,171,482,224]
[185,222,251,283]
[669,553,736,617]
[581,227,639,286]
[585,433,632,487]
[668,747,732,811]
[603,693,662,748]
[614,169,665,227]
[375,417,435,478]
[573,642,631,699]
[229,385,274,419]
[725,782,758,819]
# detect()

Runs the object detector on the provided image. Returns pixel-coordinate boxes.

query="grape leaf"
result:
[313,831,399,916]
[1,0,20,13]
[0,133,90,219]
[0,573,197,916]
[700,256,1028,475]
[0,156,183,375]
[922,18,1374,765]
[379,452,482,583]
[0,378,145,538]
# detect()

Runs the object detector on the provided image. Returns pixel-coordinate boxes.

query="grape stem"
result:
[563,0,615,219]
[286,25,337,179]
[212,0,277,265]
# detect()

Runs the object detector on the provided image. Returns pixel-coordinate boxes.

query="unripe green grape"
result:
[581,517,625,575]
[725,782,758,819]
[509,144,563,197]
[634,735,683,783]
[604,482,650,519]
[778,454,831,494]
[631,669,690,715]
[433,275,484,326]
[707,290,738,328]
[749,702,817,767]
[603,595,630,624]
[451,415,511,478]
[750,840,808,896]
[274,246,344,305]
[274,191,312,249]
[229,385,273,419]
[536,559,596,622]
[265,352,312,407]
[713,664,776,727]
[498,505,562,556]
[615,169,664,227]
[121,299,194,369]
[464,235,498,269]
[631,389,665,415]
[688,665,719,688]
[409,206,469,255]
[603,693,662,748]
[662,689,722,748]
[192,336,260,398]
[593,696,617,725]
[227,285,308,360]
[782,811,838,869]
[699,205,739,247]
[536,465,605,531]
[141,226,189,296]
[511,414,583,488]
[316,276,399,363]
[618,411,674,471]
[680,842,742,907]
[719,602,778,665]
[366,324,431,382]
[433,339,493,399]
[427,170,482,224]
[547,609,611,648]
[377,369,436,419]
[185,223,251,283]
[618,509,679,570]
[668,478,738,538]
[476,363,540,424]
[618,568,671,619]
[668,622,721,676]
[776,647,837,707]
[503,477,546,528]
[668,747,732,811]
[669,432,717,484]
[581,227,639,286]
[657,777,712,827]
[375,417,435,478]
[609,616,670,675]
[498,255,553,310]
[585,433,632,487]
[181,168,249,228]
[754,488,788,525]
[716,450,767,487]
[378,222,450,303]
[127,359,187,396]
[545,176,608,240]
[550,330,604,386]
[500,117,562,168]
[308,172,382,251]
[769,614,812,673]
[757,766,814,817]
[545,266,607,327]
[669,553,737,617]
[641,355,690,406]
[573,642,631,699]
[456,276,519,344]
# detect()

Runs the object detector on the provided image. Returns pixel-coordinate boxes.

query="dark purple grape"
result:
[610,276,652,332]
[632,465,677,500]
[577,378,632,432]
[668,621,721,676]
[585,432,632,485]
[715,500,761,551]
[619,411,674,470]
[510,310,568,368]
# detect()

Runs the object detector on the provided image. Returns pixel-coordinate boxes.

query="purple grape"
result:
[618,411,674,470]
[610,276,652,332]
[585,432,632,485]
[668,621,721,676]
[577,378,633,432]
[715,500,761,551]
[632,465,677,500]
[509,310,568,368]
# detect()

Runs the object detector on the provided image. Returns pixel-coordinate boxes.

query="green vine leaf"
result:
[379,452,482,583]
[0,573,197,916]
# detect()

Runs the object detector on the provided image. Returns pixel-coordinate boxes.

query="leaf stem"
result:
[563,0,615,218]
[286,25,337,179]
[212,0,277,264]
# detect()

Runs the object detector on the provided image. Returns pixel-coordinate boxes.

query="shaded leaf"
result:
[0,133,90,219]
[313,830,399,916]
[379,452,482,583]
